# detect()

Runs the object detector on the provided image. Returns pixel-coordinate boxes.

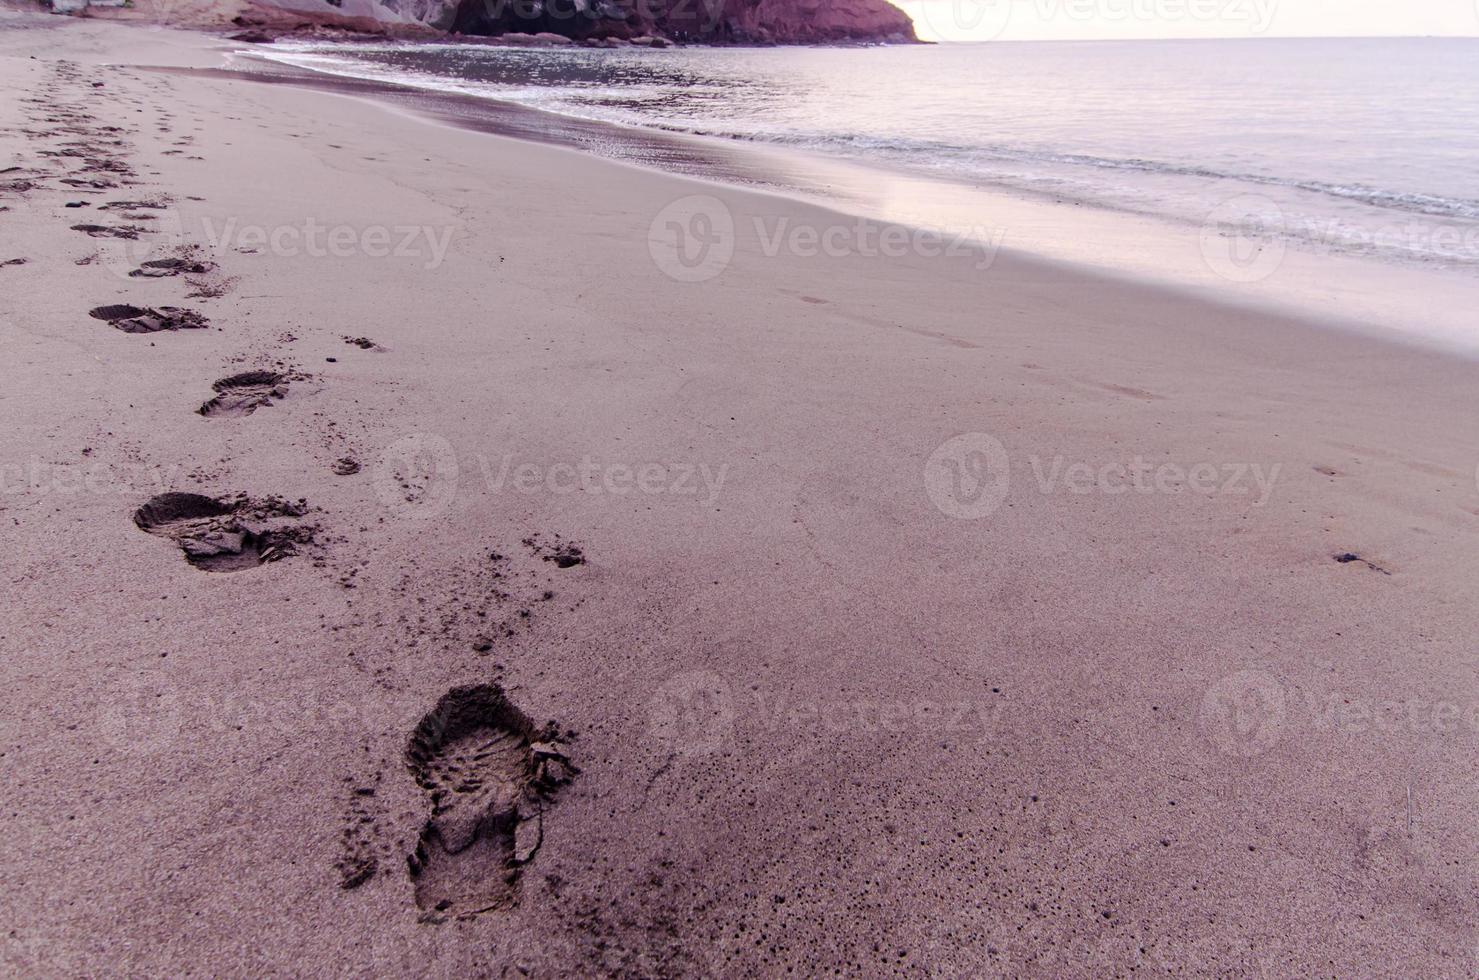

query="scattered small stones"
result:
[524,534,586,568]
[333,457,361,475]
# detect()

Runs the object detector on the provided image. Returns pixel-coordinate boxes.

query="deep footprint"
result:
[132,492,312,572]
[70,223,142,239]
[198,371,287,418]
[406,685,574,917]
[89,304,208,334]
[130,257,216,278]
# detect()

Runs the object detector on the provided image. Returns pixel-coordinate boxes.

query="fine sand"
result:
[3,15,1479,977]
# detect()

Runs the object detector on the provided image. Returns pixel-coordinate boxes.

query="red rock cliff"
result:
[652,0,917,43]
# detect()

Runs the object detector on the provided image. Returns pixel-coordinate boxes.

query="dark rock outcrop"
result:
[452,0,917,43]
[241,0,916,43]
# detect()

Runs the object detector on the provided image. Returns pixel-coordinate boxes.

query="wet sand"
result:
[3,14,1479,977]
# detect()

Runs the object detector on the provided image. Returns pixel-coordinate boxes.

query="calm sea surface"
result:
[260,37,1479,347]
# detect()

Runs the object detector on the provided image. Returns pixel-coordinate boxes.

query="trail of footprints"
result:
[7,62,306,572]
[8,61,584,920]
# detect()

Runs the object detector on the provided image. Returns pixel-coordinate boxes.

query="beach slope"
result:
[2,16,1479,976]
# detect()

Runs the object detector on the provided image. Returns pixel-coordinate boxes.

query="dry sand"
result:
[3,14,1479,977]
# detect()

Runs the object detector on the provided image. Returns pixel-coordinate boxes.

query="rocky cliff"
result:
[239,0,917,43]
[453,0,918,43]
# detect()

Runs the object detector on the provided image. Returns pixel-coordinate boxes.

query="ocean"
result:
[257,36,1479,348]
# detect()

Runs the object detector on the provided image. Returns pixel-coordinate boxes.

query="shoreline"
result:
[5,15,1479,975]
[242,35,1479,357]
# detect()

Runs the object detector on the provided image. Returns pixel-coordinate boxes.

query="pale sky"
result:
[902,0,1479,42]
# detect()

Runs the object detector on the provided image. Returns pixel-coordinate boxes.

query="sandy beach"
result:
[3,13,1479,976]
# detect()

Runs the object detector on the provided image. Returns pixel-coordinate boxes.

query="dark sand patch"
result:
[1335,552,1392,575]
[523,534,586,569]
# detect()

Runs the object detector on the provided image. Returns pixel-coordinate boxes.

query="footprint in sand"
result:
[71,223,143,239]
[405,685,575,916]
[197,371,288,418]
[99,199,169,214]
[130,256,216,279]
[89,304,208,334]
[132,492,313,572]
